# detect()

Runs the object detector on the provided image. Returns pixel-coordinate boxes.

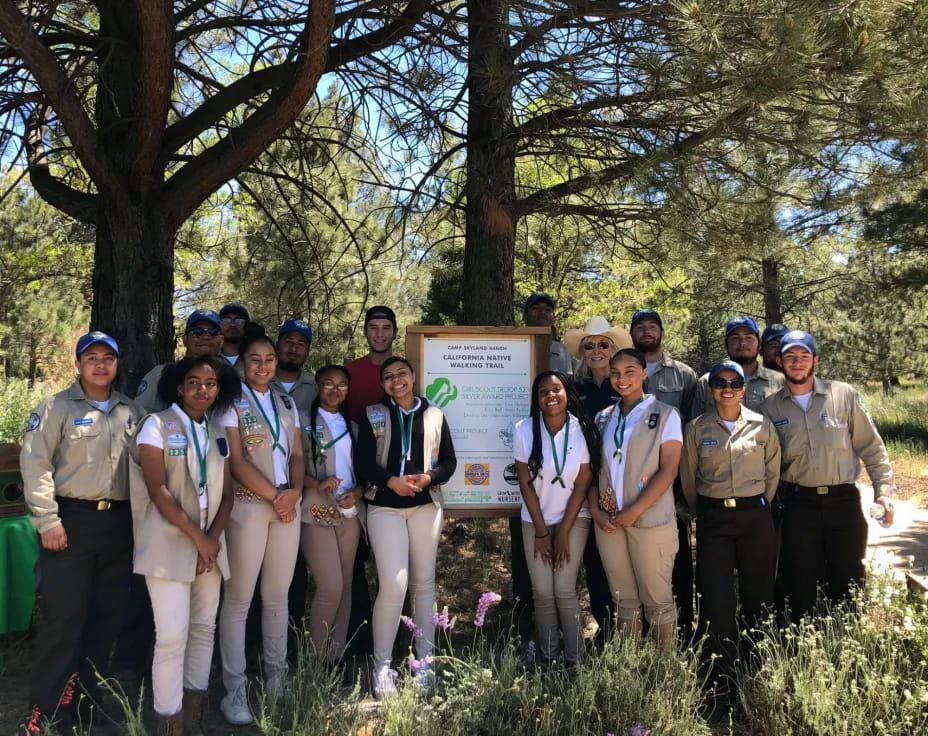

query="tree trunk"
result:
[762,257,783,325]
[90,205,174,394]
[463,0,516,327]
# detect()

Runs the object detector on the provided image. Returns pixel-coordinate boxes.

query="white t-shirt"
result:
[602,395,682,510]
[91,399,111,413]
[314,409,357,518]
[223,384,300,486]
[223,354,239,366]
[646,361,660,379]
[513,413,591,525]
[137,403,209,516]
[280,380,296,393]
[792,391,813,411]
[721,419,737,433]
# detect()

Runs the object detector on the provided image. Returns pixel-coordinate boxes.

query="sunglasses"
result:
[709,377,745,390]
[319,381,349,391]
[187,326,221,337]
[583,340,612,351]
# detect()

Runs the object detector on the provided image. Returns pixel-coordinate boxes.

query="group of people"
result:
[20,294,895,734]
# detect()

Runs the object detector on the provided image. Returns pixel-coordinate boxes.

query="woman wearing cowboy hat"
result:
[562,316,632,645]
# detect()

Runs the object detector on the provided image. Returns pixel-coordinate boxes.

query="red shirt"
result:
[345,356,388,423]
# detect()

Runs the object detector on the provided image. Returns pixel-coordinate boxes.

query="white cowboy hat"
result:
[563,316,633,358]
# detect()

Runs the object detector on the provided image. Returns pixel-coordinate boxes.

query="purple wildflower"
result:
[431,608,451,631]
[401,615,423,639]
[630,725,651,736]
[474,592,502,627]
[408,654,433,674]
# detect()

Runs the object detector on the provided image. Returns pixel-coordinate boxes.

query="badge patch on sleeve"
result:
[135,380,148,397]
[26,412,40,432]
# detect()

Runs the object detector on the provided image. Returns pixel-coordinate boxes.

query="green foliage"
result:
[0,378,48,443]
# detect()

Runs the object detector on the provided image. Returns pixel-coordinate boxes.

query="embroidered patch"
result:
[167,433,187,447]
[773,418,790,427]
[74,417,93,426]
[164,420,180,431]
[431,447,439,469]
[26,412,40,432]
[234,398,249,409]
[701,439,719,446]
[244,434,266,446]
[647,413,658,429]
[216,437,229,458]
[135,380,148,397]
[242,414,258,430]
[168,448,187,457]
[126,415,134,431]
[280,395,293,411]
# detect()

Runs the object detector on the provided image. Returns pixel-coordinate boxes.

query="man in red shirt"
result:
[345,306,400,422]
[343,305,400,658]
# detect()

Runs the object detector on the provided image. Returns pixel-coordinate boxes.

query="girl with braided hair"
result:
[513,371,601,666]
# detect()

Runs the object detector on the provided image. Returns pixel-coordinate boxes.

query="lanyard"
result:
[397,406,417,461]
[613,396,645,460]
[544,416,570,488]
[246,384,285,456]
[188,416,208,496]
[315,427,349,463]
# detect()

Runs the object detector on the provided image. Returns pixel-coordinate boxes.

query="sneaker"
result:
[372,666,398,699]
[220,685,253,725]
[413,663,436,694]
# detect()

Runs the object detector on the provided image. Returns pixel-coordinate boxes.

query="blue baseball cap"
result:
[631,309,663,329]
[76,331,118,357]
[708,359,745,380]
[185,309,221,329]
[725,316,759,337]
[780,330,817,355]
[761,323,790,344]
[219,302,250,320]
[279,318,312,343]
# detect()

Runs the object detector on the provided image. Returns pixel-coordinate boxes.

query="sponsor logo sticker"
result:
[464,463,490,486]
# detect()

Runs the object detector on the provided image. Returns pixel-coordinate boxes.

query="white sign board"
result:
[421,337,531,509]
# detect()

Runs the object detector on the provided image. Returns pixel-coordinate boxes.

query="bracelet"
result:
[535,531,549,539]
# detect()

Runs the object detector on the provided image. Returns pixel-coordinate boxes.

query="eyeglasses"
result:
[221,317,246,325]
[709,378,745,390]
[187,326,221,337]
[583,340,612,351]
[319,381,349,391]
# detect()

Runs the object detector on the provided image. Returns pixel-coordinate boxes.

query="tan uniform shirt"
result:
[21,381,142,534]
[270,371,317,417]
[693,362,785,416]
[680,406,781,509]
[644,353,699,423]
[135,363,169,414]
[761,377,893,497]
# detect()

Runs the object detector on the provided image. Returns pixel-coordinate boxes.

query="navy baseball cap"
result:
[780,330,817,355]
[76,331,118,357]
[725,316,759,337]
[279,318,312,343]
[708,359,745,380]
[365,305,397,327]
[761,323,790,344]
[185,309,221,329]
[219,302,249,320]
[631,309,663,329]
[524,292,555,312]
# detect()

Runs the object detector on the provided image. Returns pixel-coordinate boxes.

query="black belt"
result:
[697,494,767,509]
[780,482,858,499]
[56,496,129,511]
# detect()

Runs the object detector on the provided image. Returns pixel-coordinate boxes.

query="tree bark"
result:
[90,205,174,393]
[762,257,783,325]
[463,0,516,327]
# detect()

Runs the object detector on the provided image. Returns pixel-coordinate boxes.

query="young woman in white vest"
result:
[590,348,683,649]
[354,356,457,698]
[300,364,364,665]
[130,354,240,736]
[218,329,304,725]
[513,371,601,667]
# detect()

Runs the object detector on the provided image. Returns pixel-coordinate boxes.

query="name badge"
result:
[74,418,93,426]
[701,439,719,446]
[773,418,790,427]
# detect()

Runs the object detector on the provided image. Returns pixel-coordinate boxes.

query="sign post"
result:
[405,326,550,517]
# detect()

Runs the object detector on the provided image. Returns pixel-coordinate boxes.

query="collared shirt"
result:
[21,381,141,533]
[643,352,699,423]
[680,406,781,509]
[270,371,317,417]
[575,376,619,421]
[761,377,893,496]
[550,340,576,376]
[693,362,785,416]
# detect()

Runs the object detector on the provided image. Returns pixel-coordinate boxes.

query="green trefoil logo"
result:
[425,377,458,408]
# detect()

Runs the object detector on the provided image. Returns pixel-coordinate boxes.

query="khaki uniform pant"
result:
[595,520,678,626]
[220,500,300,692]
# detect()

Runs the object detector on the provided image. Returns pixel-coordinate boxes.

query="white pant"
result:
[219,500,301,692]
[146,568,222,716]
[367,503,442,668]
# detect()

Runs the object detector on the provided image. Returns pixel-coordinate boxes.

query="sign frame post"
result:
[405,325,551,518]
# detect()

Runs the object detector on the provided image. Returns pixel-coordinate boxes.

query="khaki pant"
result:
[595,521,678,626]
[220,500,301,692]
[522,518,590,664]
[299,519,360,661]
[146,567,221,716]
[367,503,442,668]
